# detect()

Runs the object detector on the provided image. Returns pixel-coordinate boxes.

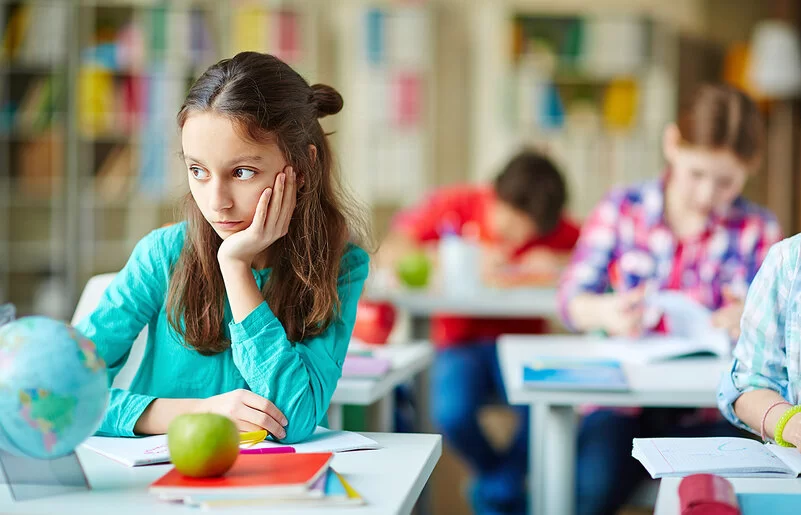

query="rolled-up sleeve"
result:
[718,238,796,433]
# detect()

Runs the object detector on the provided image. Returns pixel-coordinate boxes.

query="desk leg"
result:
[410,314,430,340]
[530,404,546,515]
[413,370,435,515]
[328,403,344,430]
[542,405,577,515]
[377,392,395,432]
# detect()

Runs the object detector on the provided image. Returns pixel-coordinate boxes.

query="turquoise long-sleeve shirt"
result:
[75,222,369,443]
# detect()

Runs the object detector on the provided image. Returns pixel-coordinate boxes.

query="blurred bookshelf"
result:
[334,0,435,209]
[470,4,680,220]
[0,0,322,320]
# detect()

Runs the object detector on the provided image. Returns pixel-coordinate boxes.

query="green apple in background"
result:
[168,413,239,478]
[396,251,431,288]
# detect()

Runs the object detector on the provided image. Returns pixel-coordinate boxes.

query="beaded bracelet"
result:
[761,401,791,442]
[774,405,801,447]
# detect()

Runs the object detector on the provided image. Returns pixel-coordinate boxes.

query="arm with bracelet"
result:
[717,237,801,447]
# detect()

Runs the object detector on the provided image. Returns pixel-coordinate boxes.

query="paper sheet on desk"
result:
[83,427,381,467]
[625,291,732,362]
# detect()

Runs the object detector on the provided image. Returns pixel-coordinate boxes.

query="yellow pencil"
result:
[239,429,268,445]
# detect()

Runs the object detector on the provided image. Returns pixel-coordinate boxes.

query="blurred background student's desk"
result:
[654,477,801,515]
[497,334,731,515]
[0,432,442,515]
[328,341,434,432]
[365,285,559,344]
[366,286,558,318]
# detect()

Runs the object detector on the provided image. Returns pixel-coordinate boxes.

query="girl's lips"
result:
[214,221,242,229]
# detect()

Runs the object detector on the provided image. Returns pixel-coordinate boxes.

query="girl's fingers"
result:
[238,404,286,439]
[234,419,265,433]
[265,172,286,232]
[241,390,287,426]
[276,167,296,233]
[252,188,272,231]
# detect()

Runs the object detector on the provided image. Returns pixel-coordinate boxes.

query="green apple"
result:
[167,413,240,478]
[396,251,431,288]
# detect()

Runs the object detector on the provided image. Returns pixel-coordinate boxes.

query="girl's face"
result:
[182,112,286,240]
[663,124,750,219]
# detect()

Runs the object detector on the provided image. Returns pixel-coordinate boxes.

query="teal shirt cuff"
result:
[97,389,157,437]
[229,301,281,343]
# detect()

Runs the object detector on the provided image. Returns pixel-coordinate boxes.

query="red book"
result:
[149,452,333,500]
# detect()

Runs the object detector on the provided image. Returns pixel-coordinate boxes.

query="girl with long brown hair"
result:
[76,52,370,444]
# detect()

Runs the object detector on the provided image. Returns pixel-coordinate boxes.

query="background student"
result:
[558,83,783,515]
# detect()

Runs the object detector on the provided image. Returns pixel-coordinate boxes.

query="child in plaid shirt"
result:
[558,84,782,515]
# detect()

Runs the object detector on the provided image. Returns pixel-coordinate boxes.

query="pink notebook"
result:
[341,355,392,378]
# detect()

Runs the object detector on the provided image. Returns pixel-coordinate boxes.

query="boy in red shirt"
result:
[380,151,579,515]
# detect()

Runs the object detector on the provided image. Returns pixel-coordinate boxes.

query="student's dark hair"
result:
[168,51,369,355]
[677,83,765,165]
[493,151,567,235]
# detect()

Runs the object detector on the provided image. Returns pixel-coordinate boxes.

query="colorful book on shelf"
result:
[150,452,333,500]
[232,6,269,54]
[1,5,31,61]
[95,144,134,202]
[522,357,629,391]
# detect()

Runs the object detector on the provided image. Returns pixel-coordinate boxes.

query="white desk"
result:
[328,342,434,432]
[0,432,442,515]
[497,334,731,515]
[654,477,801,515]
[365,287,558,318]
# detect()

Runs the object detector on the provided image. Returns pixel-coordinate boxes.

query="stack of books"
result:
[149,452,364,509]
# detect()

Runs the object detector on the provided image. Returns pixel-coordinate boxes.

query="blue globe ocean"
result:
[0,317,109,459]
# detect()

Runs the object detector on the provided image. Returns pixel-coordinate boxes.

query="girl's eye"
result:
[233,168,256,180]
[189,166,209,179]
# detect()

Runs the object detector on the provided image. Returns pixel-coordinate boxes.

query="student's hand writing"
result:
[218,166,297,266]
[598,287,646,337]
[196,389,288,439]
[517,248,566,274]
[711,287,745,341]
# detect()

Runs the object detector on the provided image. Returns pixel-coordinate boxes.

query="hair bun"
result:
[310,84,343,118]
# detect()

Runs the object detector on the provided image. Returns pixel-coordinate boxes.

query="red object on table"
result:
[678,474,741,515]
[352,300,396,345]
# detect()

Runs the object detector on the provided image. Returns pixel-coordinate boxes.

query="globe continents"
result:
[0,317,108,459]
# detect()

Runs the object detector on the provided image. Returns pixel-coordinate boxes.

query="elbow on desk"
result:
[279,397,320,444]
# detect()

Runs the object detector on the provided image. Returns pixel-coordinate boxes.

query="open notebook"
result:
[623,291,732,363]
[83,427,380,467]
[632,437,801,478]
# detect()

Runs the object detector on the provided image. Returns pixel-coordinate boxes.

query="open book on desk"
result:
[612,291,733,364]
[83,427,380,467]
[633,437,801,478]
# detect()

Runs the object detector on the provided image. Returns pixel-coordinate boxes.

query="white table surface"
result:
[497,334,732,515]
[0,432,442,515]
[365,287,558,317]
[498,334,730,408]
[654,477,801,515]
[332,342,434,406]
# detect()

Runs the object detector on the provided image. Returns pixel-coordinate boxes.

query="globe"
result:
[0,317,108,459]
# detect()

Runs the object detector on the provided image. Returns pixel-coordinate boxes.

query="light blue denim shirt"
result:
[718,234,801,434]
[75,222,369,443]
